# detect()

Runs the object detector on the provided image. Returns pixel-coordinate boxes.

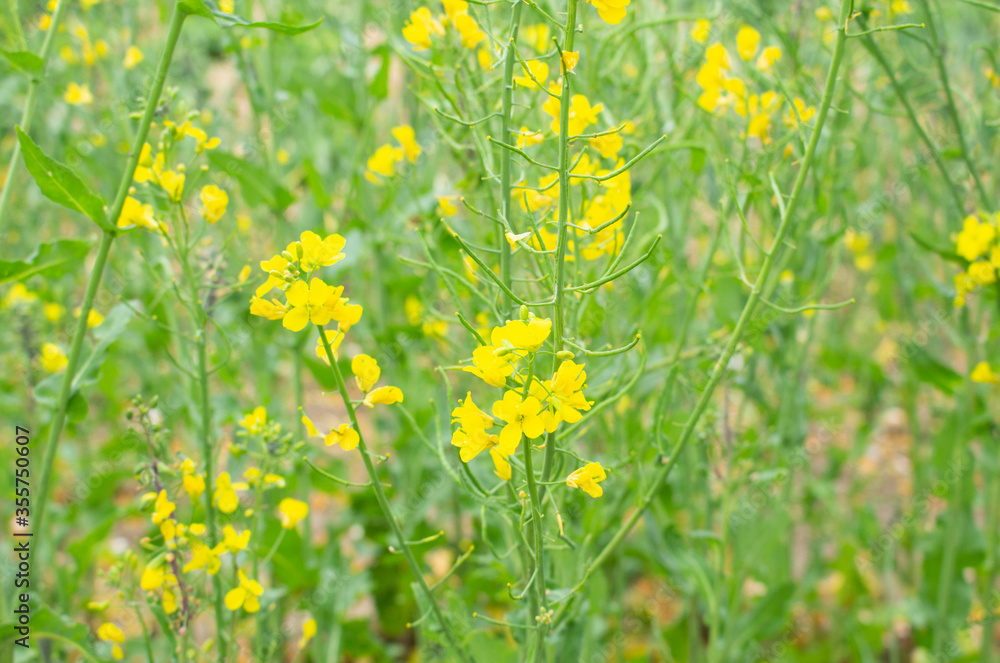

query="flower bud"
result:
[519,305,529,320]
[556,350,575,360]
[281,250,295,263]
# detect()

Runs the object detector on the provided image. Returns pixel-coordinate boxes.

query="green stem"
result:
[858,21,966,216]
[0,0,72,235]
[540,0,580,496]
[918,0,992,208]
[498,0,523,316]
[554,0,855,623]
[316,324,474,663]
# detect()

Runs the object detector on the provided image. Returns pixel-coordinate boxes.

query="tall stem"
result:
[316,325,474,663]
[498,0,523,315]
[554,0,855,621]
[0,0,72,235]
[540,0,580,491]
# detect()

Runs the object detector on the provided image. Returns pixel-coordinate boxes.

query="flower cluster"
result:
[953,213,1000,306]
[693,24,814,146]
[365,125,422,183]
[403,0,485,52]
[452,313,606,497]
[251,234,403,450]
[117,115,228,231]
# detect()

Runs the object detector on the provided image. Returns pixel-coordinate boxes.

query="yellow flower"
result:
[587,0,630,25]
[589,132,623,159]
[325,424,360,451]
[362,386,404,407]
[516,127,544,150]
[3,284,37,308]
[276,148,290,165]
[532,360,593,429]
[971,362,1000,384]
[299,618,317,650]
[566,462,607,498]
[282,278,337,332]
[43,303,64,321]
[225,569,264,612]
[159,170,185,201]
[123,45,143,69]
[184,125,221,152]
[140,562,174,591]
[278,498,309,529]
[163,589,178,615]
[97,623,125,660]
[969,261,997,286]
[562,50,580,73]
[736,26,761,61]
[451,393,499,461]
[240,406,268,434]
[437,195,459,216]
[182,472,205,501]
[956,215,997,262]
[492,317,552,352]
[402,7,444,50]
[352,354,381,392]
[690,19,711,43]
[183,541,222,575]
[815,6,834,20]
[40,343,68,373]
[756,45,782,71]
[454,12,485,48]
[784,98,816,127]
[64,82,93,105]
[492,390,546,449]
[214,472,245,514]
[543,90,603,135]
[463,344,516,387]
[152,490,175,525]
[514,60,549,89]
[297,230,347,271]
[117,195,157,230]
[221,525,251,553]
[392,125,422,163]
[200,185,228,223]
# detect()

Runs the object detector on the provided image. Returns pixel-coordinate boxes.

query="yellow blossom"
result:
[159,170,185,201]
[392,125,422,163]
[514,59,549,89]
[299,618,317,650]
[363,385,404,407]
[225,569,264,612]
[325,424,360,451]
[64,82,93,105]
[566,462,607,497]
[117,195,157,230]
[221,525,251,553]
[152,490,175,525]
[97,623,125,660]
[971,362,999,384]
[200,185,228,223]
[403,7,444,50]
[690,19,711,43]
[214,472,245,514]
[736,26,761,61]
[40,343,68,373]
[123,45,143,69]
[587,0,630,25]
[492,390,546,449]
[278,498,309,529]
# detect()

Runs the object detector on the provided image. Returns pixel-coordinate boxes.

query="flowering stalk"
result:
[316,324,474,663]
[539,0,580,492]
[35,4,189,540]
[0,0,73,235]
[553,0,856,627]
[498,0,524,312]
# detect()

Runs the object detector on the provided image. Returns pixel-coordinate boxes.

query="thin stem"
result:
[0,0,72,235]
[316,324,474,663]
[499,1,524,316]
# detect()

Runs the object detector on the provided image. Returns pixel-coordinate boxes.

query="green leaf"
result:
[208,151,295,210]
[0,606,110,662]
[302,158,331,208]
[908,228,965,265]
[910,348,963,395]
[16,127,109,229]
[0,49,44,74]
[0,239,92,285]
[180,0,323,34]
[368,45,390,99]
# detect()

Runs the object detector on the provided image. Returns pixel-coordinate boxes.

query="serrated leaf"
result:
[0,49,44,74]
[180,0,322,34]
[208,151,295,210]
[16,127,108,229]
[0,606,110,662]
[0,239,92,285]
